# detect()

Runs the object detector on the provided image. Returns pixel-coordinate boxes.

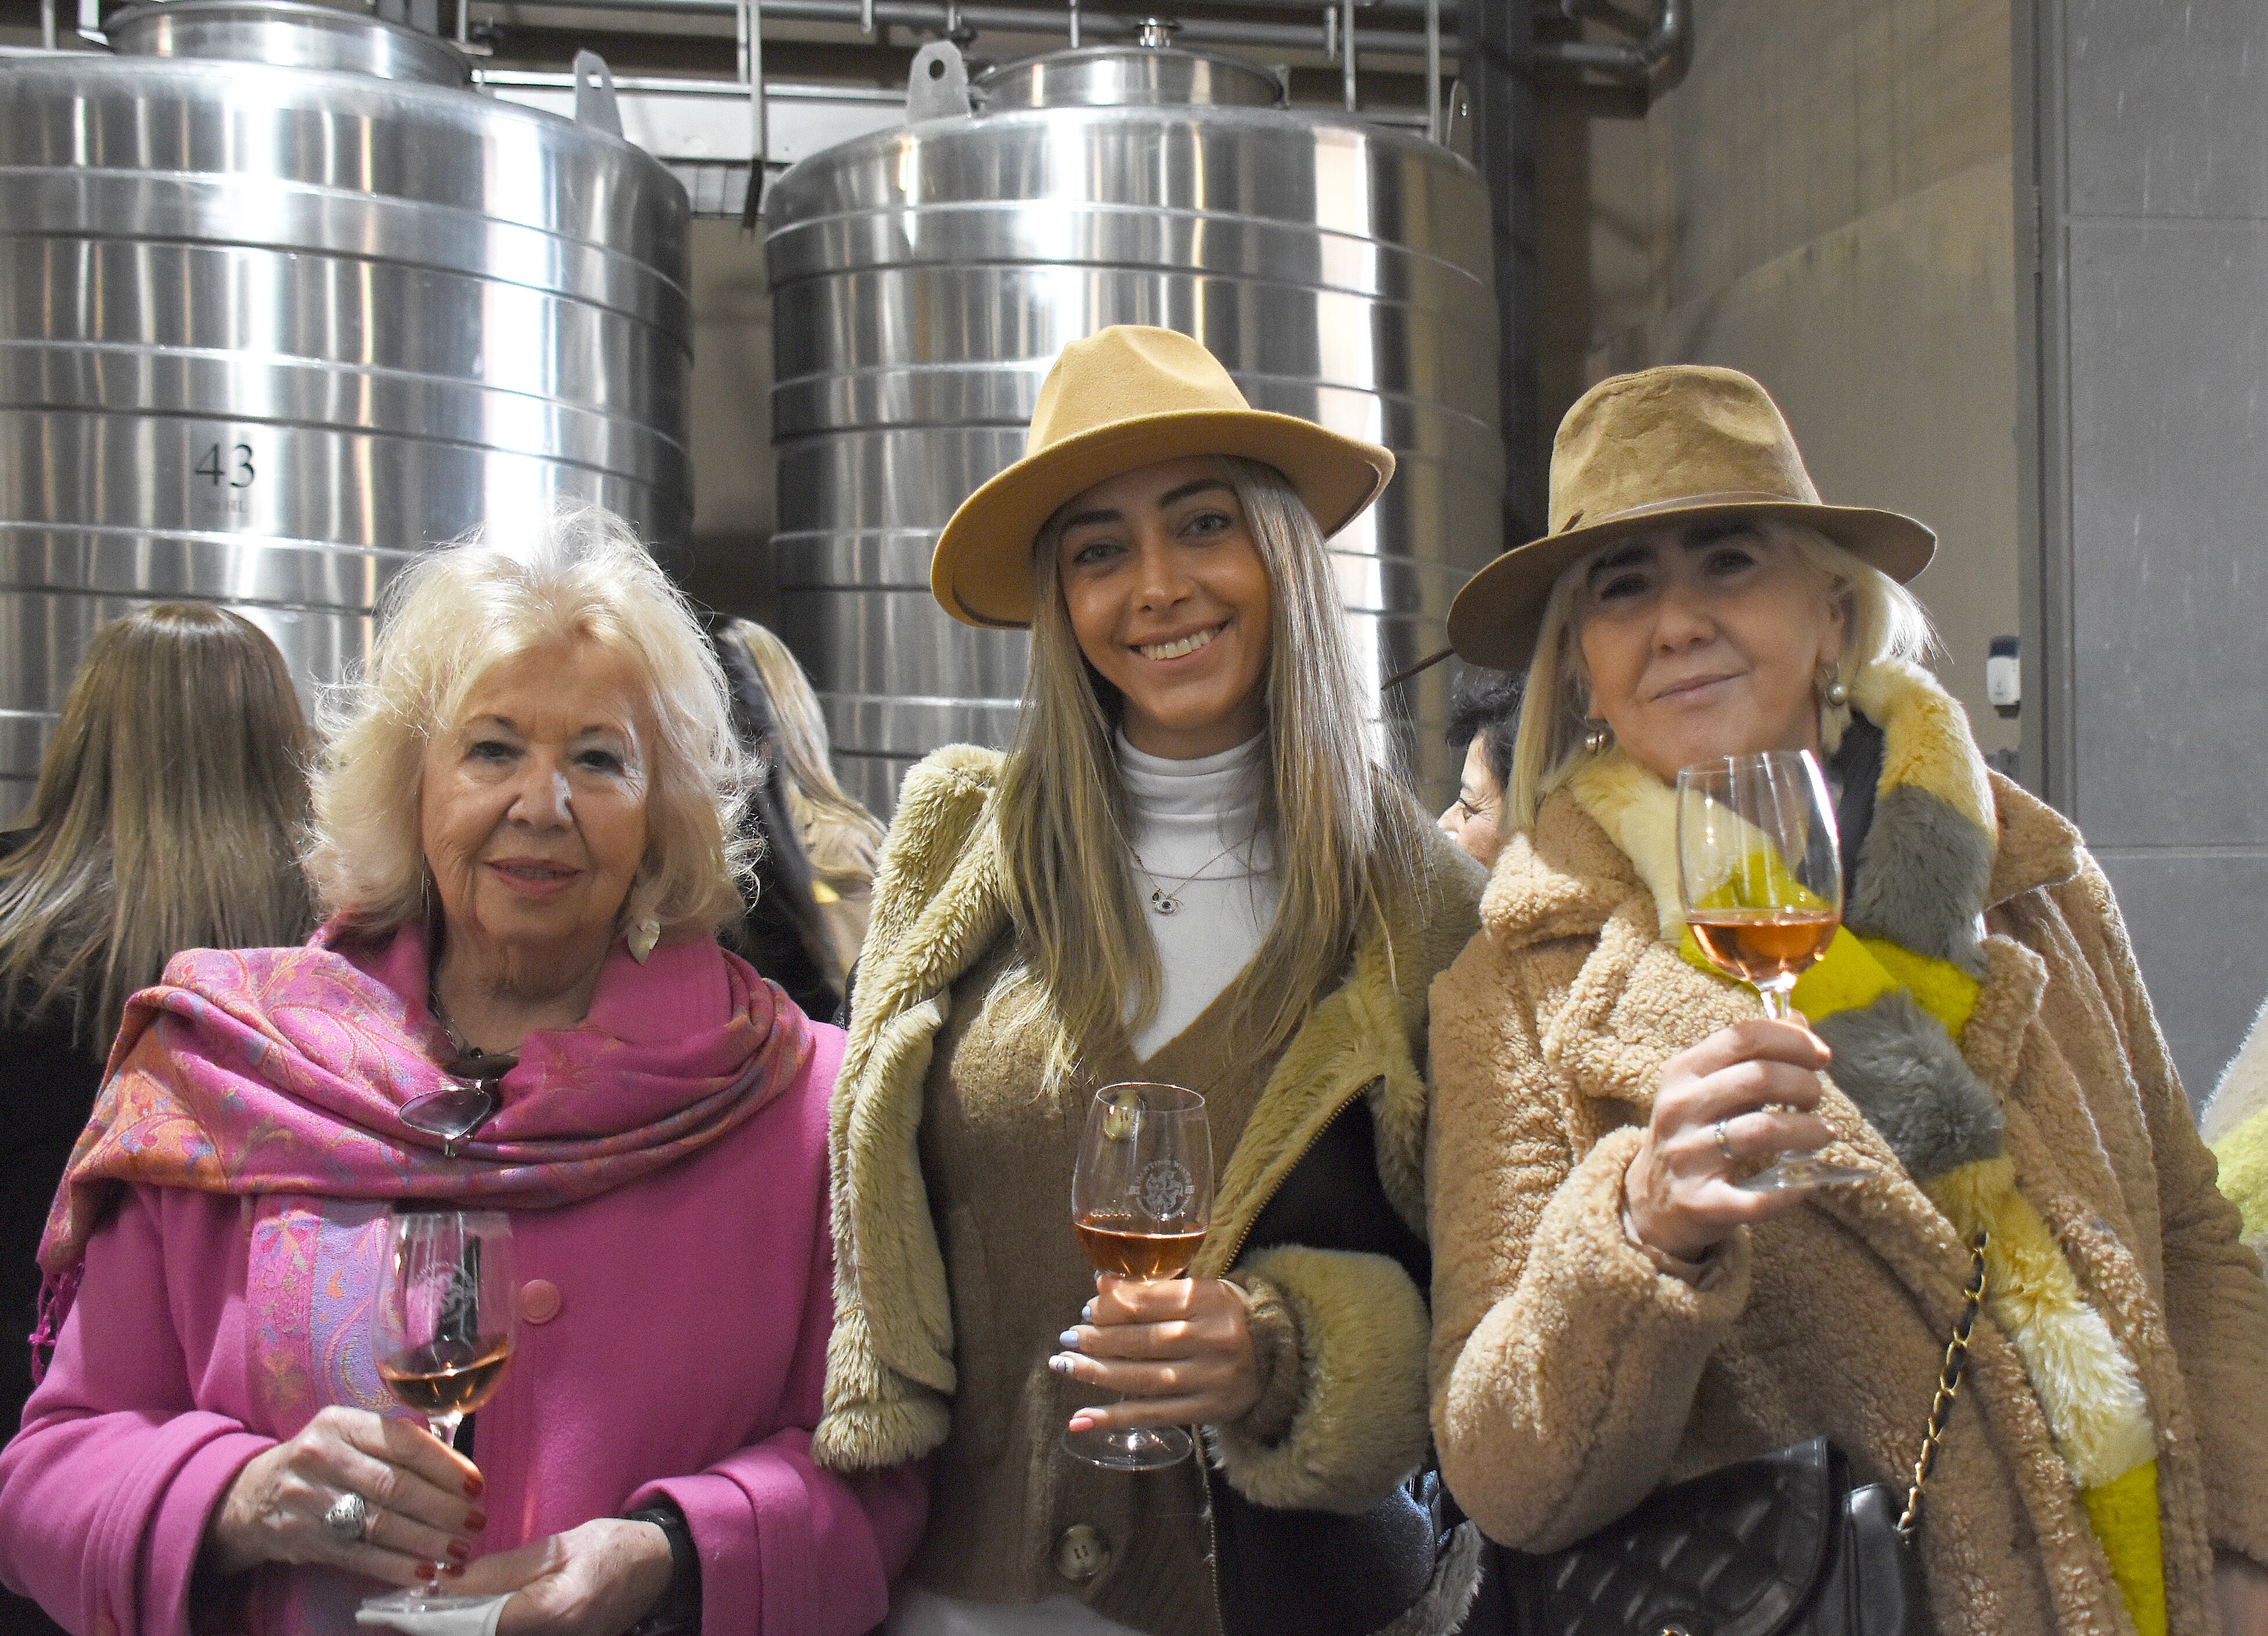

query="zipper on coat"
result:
[1211,1079,1376,1276]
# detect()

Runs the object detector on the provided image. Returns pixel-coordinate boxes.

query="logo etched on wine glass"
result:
[1135,1158,1194,1222]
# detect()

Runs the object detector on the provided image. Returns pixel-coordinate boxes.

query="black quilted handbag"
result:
[1501,1233,1987,1636]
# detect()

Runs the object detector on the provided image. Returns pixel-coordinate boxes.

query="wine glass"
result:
[362,1207,518,1618]
[1676,750,1870,1193]
[1064,1081,1213,1470]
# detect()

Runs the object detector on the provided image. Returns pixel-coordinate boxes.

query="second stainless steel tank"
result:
[0,1,691,809]
[764,38,1503,815]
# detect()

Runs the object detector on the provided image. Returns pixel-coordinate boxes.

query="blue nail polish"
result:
[1058,1329,1081,1349]
[1081,1302,1094,1322]
[1048,1353,1074,1375]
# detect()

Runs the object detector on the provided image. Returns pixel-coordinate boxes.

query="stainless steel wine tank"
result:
[0,1,691,810]
[763,39,1503,815]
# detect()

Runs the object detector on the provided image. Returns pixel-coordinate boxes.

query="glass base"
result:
[1061,1422,1193,1470]
[1735,1153,1875,1194]
[357,1588,494,1623]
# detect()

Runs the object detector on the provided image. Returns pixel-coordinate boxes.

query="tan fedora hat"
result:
[1445,365,1936,671]
[930,325,1395,629]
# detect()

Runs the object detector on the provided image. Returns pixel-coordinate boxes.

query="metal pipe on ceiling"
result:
[1531,0,1685,83]
[490,0,1462,58]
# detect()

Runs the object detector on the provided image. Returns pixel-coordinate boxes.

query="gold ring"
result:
[1714,1118,1736,1164]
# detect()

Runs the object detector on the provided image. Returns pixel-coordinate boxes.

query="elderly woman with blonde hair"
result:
[1426,367,2268,1636]
[0,508,923,1636]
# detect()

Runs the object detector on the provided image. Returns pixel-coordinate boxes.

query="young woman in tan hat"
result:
[814,324,1486,1636]
[1426,364,2268,1635]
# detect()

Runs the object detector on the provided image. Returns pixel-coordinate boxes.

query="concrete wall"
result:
[2023,0,2268,1099]
[1538,0,2022,767]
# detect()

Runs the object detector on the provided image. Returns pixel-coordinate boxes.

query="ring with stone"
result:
[323,1489,370,1544]
[1713,1117,1737,1164]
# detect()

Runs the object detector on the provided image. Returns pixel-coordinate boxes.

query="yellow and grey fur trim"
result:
[2204,998,2268,1264]
[1567,658,2165,1635]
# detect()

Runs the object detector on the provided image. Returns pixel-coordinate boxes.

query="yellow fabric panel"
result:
[1787,929,1899,1020]
[2210,1103,2268,1242]
[1929,1160,2158,1487]
[1862,939,1982,1039]
[2083,1460,2167,1636]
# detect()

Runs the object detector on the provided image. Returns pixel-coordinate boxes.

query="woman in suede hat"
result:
[1427,364,2268,1636]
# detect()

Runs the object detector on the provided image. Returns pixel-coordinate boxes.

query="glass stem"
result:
[1758,982,1795,1022]
[430,1412,461,1449]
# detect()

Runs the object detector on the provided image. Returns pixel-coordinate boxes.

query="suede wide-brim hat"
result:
[1447,365,1937,672]
[931,325,1396,629]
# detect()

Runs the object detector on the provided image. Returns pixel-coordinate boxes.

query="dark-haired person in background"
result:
[1436,666,1521,870]
[0,603,314,1636]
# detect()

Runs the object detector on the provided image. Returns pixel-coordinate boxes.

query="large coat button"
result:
[516,1279,562,1324]
[1053,1523,1112,1583]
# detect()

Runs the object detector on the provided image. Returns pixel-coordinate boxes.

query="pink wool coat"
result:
[0,938,924,1636]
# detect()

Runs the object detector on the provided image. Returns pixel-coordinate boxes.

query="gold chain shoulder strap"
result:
[1896,1229,1990,1542]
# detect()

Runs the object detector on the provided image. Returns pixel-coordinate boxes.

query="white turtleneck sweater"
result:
[1116,730,1280,1060]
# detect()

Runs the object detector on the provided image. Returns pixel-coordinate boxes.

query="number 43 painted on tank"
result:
[193,442,256,489]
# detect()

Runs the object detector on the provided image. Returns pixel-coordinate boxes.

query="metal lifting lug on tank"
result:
[0,0,694,810]
[760,20,1505,816]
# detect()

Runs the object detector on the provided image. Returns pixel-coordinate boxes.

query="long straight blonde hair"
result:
[718,618,884,870]
[0,604,314,1050]
[995,458,1427,1072]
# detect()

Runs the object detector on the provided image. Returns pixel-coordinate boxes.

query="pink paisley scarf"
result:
[34,917,813,1405]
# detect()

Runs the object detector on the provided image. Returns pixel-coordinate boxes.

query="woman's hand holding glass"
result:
[200,1405,486,1587]
[1054,1275,1261,1434]
[1624,1019,1839,1264]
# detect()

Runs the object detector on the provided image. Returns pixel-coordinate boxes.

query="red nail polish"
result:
[447,1541,471,1563]
[415,1563,437,1582]
[462,1473,485,1499]
[442,1565,466,1580]
[464,1508,489,1534]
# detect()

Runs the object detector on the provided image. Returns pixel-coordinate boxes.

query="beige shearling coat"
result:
[1427,774,2268,1636]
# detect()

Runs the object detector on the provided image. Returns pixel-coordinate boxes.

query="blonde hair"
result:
[717,618,884,869]
[306,505,751,941]
[1505,518,1936,830]
[0,604,314,1049]
[995,457,1429,1075]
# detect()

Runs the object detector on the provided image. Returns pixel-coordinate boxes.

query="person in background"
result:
[1436,666,1521,870]
[820,326,1485,1636]
[716,619,884,987]
[2205,1000,2268,1273]
[0,510,923,1636]
[713,626,849,1020]
[0,603,314,1636]
[1426,365,2268,1636]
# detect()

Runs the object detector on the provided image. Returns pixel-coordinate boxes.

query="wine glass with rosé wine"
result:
[362,1207,518,1619]
[1677,749,1872,1194]
[1063,1082,1214,1470]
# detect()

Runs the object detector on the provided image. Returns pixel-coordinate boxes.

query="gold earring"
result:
[1581,719,1614,756]
[629,916,662,963]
